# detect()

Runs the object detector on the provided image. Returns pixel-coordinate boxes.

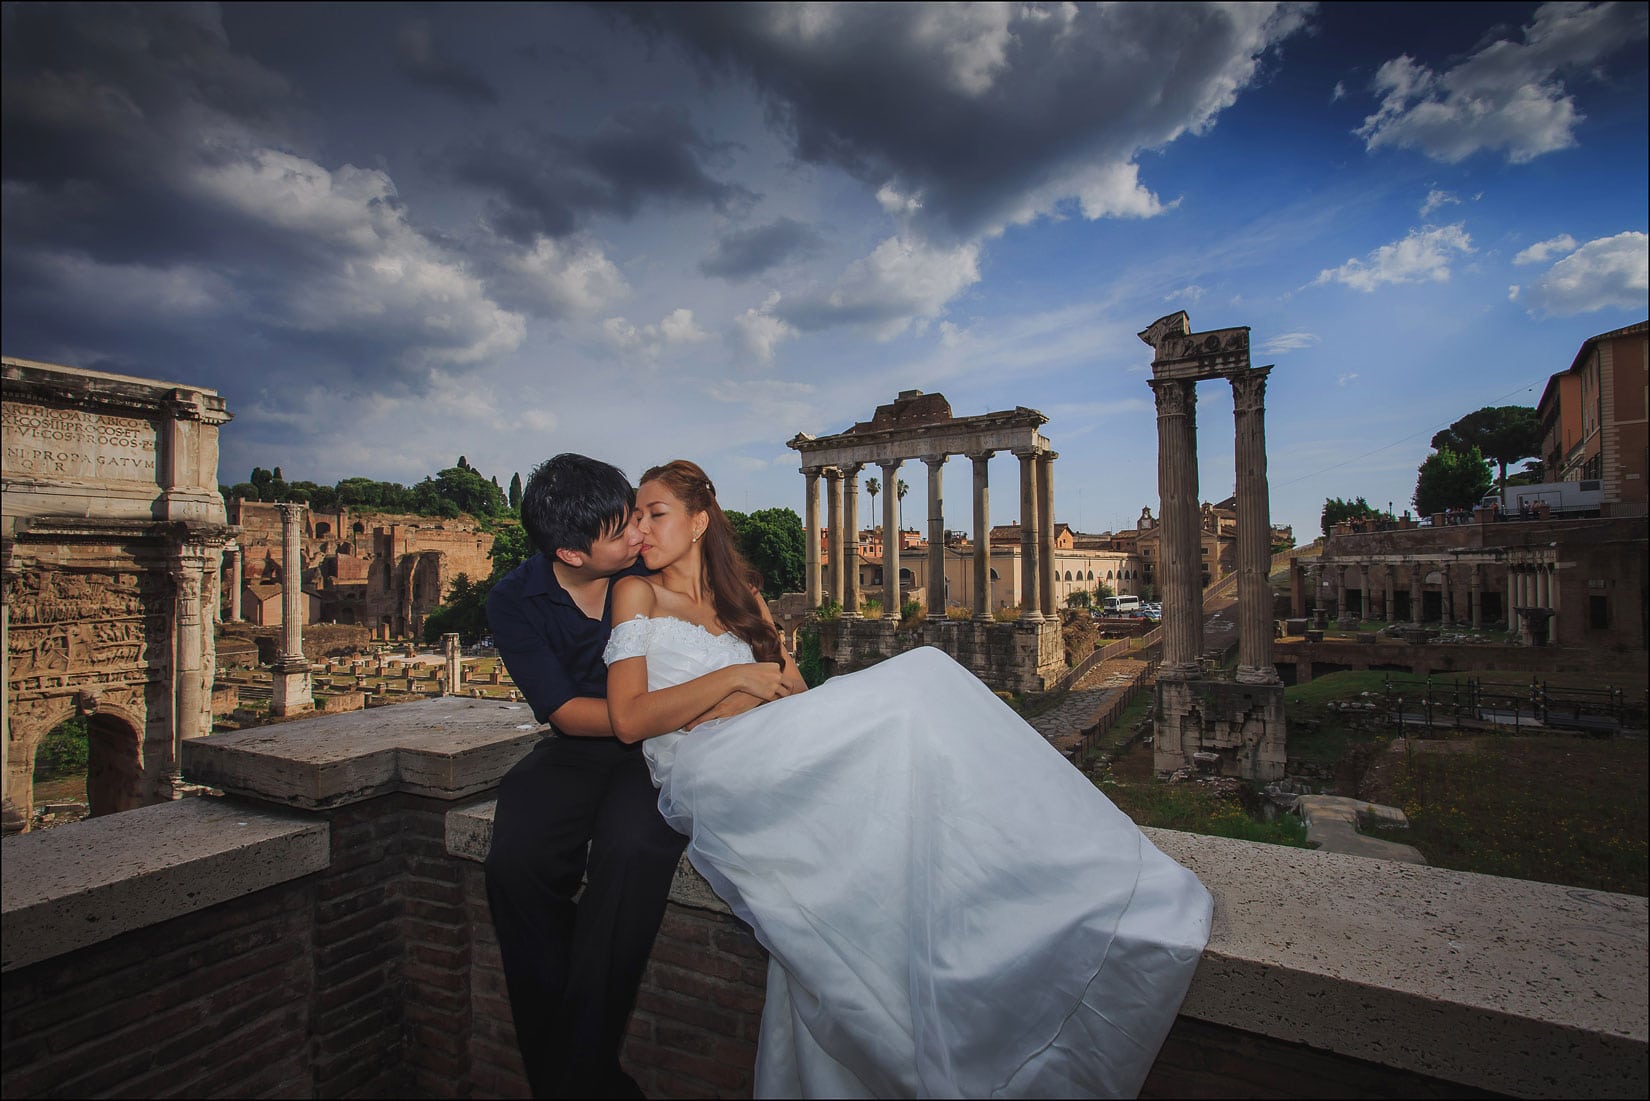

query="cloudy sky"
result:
[4,2,1646,537]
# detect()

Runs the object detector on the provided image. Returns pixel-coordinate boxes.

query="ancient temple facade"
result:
[1138,314,1287,780]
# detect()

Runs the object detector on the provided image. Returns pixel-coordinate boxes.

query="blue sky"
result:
[3,2,1646,538]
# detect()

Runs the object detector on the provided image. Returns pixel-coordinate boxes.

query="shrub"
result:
[945,604,974,620]
[34,717,89,780]
[992,606,1019,622]
[796,625,826,688]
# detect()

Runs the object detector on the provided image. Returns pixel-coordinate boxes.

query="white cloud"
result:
[705,377,817,425]
[1330,80,1347,103]
[498,236,628,318]
[733,292,799,363]
[1419,188,1460,217]
[876,183,924,217]
[777,235,981,339]
[1356,2,1649,164]
[1337,372,1359,387]
[1314,223,1474,292]
[1165,284,1205,304]
[1261,331,1320,355]
[603,307,712,357]
[1513,234,1579,265]
[1515,231,1649,317]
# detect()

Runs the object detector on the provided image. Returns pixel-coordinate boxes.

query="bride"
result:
[604,460,1212,1099]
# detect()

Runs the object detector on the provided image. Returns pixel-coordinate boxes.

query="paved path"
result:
[1028,658,1150,744]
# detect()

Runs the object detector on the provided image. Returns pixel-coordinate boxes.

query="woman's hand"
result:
[735,662,791,701]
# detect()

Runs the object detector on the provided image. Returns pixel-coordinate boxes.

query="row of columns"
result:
[1152,369,1277,683]
[802,450,1056,622]
[1508,555,1560,644]
[1306,559,1503,632]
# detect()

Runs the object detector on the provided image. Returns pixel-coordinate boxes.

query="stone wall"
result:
[816,616,1064,694]
[3,699,1645,1099]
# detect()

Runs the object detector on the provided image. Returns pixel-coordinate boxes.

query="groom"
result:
[484,454,689,1098]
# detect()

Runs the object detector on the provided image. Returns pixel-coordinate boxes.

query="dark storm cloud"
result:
[623,2,1313,240]
[699,217,823,279]
[0,2,522,395]
[449,104,756,243]
[395,19,500,105]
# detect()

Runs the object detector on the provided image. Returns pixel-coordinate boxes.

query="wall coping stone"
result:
[182,696,540,808]
[447,799,1647,1098]
[1149,828,1646,1098]
[1,795,328,972]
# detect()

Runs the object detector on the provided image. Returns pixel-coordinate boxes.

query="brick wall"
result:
[2,878,316,1099]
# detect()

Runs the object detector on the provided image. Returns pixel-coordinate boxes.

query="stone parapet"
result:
[181,695,540,808]
[3,702,1646,1098]
[815,617,1064,694]
[1,795,327,971]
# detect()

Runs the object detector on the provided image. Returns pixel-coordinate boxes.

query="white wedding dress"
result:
[605,616,1212,1099]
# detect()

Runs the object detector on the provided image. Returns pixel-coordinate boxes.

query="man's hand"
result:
[683,690,765,731]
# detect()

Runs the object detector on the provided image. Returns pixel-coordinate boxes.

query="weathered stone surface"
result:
[1150,827,1647,1098]
[1295,794,1426,863]
[182,696,540,808]
[4,356,232,818]
[0,795,327,971]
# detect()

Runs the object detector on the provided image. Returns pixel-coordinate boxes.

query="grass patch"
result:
[1363,735,1647,895]
[1098,776,1310,848]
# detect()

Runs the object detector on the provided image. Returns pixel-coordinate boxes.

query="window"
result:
[1589,595,1609,629]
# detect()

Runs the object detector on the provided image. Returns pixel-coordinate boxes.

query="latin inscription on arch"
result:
[2,402,159,481]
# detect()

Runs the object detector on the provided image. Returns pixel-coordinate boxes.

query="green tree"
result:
[508,472,523,511]
[726,507,806,599]
[229,481,259,502]
[865,477,880,526]
[1066,589,1092,610]
[33,716,89,780]
[896,479,909,530]
[422,573,490,643]
[1414,445,1492,516]
[1430,406,1541,491]
[1320,496,1384,537]
[432,464,506,518]
[486,521,531,579]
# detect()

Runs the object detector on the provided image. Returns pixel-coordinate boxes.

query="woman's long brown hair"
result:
[640,460,783,666]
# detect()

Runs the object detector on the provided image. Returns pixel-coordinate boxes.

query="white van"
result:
[1102,595,1141,615]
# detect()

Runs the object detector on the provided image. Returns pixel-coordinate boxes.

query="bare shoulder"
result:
[611,574,659,618]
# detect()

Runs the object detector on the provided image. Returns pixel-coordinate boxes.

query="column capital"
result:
[1150,376,1196,418]
[1224,364,1272,412]
[823,466,844,482]
[839,461,863,478]
[1037,450,1058,463]
[920,453,947,468]
[965,449,994,464]
[801,465,825,479]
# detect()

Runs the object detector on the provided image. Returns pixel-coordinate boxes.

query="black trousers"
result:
[485,736,688,1098]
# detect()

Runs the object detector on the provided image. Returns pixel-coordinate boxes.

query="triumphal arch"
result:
[1139,313,1286,780]
[3,357,233,827]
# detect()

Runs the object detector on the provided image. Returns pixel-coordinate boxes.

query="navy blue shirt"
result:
[485,553,648,731]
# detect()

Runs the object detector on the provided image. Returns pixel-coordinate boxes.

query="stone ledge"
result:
[183,695,541,808]
[0,795,328,972]
[1149,828,1647,1098]
[445,798,731,915]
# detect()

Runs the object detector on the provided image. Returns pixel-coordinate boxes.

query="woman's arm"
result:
[606,577,792,743]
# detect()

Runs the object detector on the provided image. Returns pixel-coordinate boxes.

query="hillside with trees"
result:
[221,456,516,524]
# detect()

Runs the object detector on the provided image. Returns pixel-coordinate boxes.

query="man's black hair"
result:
[519,454,634,555]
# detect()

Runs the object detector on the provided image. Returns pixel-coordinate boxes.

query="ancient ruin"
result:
[788,391,1063,692]
[3,357,233,824]
[1138,313,1286,780]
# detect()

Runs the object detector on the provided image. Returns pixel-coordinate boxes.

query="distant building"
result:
[1537,320,1648,514]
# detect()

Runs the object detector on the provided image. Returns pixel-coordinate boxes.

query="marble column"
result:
[923,455,947,616]
[227,545,243,621]
[1507,561,1520,633]
[1546,561,1560,644]
[1016,450,1043,622]
[825,468,844,606]
[272,501,312,716]
[1409,563,1424,625]
[1230,368,1278,683]
[444,632,462,696]
[1383,566,1396,622]
[1333,564,1347,619]
[969,451,992,620]
[1470,564,1483,629]
[170,541,210,787]
[842,464,862,618]
[1441,564,1455,625]
[803,467,822,609]
[881,459,902,614]
[1152,378,1201,678]
[1037,452,1057,619]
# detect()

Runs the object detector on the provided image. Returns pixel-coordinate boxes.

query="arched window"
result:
[1087,570,1094,581]
[315,522,332,538]
[989,568,1000,580]
[1107,570,1113,579]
